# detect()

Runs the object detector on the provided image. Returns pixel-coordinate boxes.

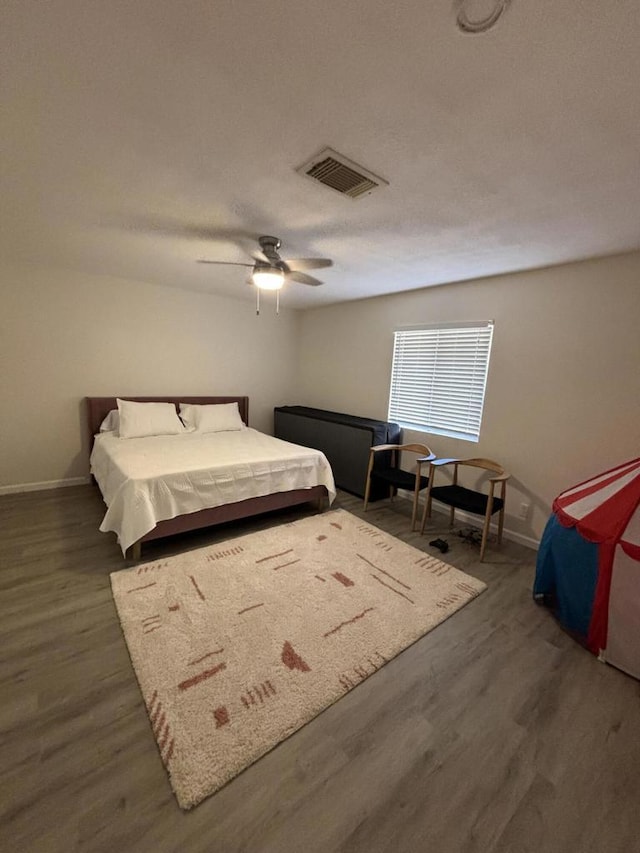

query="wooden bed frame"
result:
[86,396,328,559]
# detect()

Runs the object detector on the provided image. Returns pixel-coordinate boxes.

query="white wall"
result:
[0,263,299,489]
[294,252,640,543]
[4,252,639,540]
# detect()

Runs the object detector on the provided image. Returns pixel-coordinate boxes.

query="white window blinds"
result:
[388,321,494,442]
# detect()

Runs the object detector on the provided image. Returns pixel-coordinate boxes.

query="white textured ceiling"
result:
[3,1,640,308]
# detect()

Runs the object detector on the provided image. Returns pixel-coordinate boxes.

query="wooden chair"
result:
[420,458,510,561]
[363,444,436,530]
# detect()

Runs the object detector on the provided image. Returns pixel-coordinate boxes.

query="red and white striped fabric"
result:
[554,457,640,560]
[553,457,640,677]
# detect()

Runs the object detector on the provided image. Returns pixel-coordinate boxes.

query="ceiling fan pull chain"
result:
[256,287,260,316]
[276,289,280,315]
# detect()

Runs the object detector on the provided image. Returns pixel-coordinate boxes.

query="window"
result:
[388,321,494,442]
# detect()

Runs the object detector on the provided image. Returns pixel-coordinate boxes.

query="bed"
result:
[86,396,335,559]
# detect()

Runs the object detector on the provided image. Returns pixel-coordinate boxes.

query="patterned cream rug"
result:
[110,509,486,809]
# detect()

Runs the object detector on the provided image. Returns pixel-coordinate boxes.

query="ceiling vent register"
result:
[297,148,388,199]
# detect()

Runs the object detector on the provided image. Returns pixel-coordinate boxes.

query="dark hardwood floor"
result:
[1,485,639,853]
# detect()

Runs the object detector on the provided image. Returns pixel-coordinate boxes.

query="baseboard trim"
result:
[0,476,91,496]
[0,481,541,549]
[428,499,539,550]
[393,491,540,550]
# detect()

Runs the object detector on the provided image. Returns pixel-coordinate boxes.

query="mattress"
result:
[90,428,336,553]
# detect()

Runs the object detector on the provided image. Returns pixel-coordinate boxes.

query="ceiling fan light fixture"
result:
[252,267,285,290]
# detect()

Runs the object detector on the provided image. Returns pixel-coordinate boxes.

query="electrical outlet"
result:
[519,502,530,520]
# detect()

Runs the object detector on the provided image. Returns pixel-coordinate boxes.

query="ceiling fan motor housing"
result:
[253,260,286,273]
[258,235,282,260]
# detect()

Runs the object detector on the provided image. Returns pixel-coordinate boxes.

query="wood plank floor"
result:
[1,485,639,853]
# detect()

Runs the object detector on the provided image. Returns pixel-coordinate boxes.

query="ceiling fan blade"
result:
[284,258,333,271]
[197,260,254,267]
[287,271,324,287]
[251,251,271,264]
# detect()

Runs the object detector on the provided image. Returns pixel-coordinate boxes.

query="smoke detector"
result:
[455,0,510,34]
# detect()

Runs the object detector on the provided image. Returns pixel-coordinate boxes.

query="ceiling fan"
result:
[198,235,333,291]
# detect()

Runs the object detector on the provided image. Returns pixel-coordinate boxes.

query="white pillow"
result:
[99,409,119,433]
[117,399,185,439]
[179,402,244,433]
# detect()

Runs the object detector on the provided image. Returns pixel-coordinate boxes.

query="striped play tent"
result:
[534,457,640,679]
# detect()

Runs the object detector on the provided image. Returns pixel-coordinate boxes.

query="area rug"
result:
[110,509,486,809]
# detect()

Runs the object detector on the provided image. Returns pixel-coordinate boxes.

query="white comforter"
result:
[90,428,336,553]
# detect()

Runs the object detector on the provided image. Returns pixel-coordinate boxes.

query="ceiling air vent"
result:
[297,148,388,199]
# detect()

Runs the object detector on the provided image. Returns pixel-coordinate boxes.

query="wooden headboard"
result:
[86,396,249,449]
